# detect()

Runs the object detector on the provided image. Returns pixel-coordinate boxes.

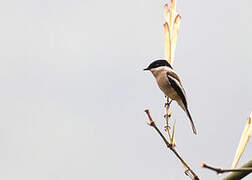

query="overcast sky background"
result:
[0,0,251,179]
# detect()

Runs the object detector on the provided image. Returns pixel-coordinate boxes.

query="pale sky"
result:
[0,0,251,179]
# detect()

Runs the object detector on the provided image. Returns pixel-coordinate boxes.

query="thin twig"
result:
[201,163,252,174]
[145,109,200,180]
[146,109,172,148]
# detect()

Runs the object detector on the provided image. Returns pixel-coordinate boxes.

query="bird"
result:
[144,59,197,134]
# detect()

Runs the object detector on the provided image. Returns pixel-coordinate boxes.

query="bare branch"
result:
[144,109,199,180]
[201,161,252,180]
[201,163,252,174]
[223,160,252,180]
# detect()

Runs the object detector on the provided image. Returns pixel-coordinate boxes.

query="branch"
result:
[201,163,252,174]
[224,160,252,180]
[201,161,252,180]
[145,109,199,180]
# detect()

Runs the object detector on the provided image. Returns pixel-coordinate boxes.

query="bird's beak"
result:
[143,68,149,71]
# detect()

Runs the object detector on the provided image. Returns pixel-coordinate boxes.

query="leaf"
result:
[231,113,252,169]
[164,23,171,64]
[164,4,170,26]
[171,14,181,65]
[171,120,176,145]
[164,0,181,65]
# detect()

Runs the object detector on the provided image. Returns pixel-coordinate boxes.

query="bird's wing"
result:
[166,72,187,107]
[167,72,197,134]
[168,70,182,84]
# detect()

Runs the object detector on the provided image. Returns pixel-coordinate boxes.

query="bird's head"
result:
[144,59,173,72]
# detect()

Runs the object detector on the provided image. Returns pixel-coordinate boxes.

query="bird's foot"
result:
[164,100,173,107]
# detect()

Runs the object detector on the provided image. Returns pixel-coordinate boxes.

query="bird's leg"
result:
[164,99,173,107]
[168,99,173,106]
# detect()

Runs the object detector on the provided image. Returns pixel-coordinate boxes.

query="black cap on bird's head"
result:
[144,59,173,71]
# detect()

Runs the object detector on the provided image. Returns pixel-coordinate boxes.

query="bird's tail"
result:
[185,108,197,135]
